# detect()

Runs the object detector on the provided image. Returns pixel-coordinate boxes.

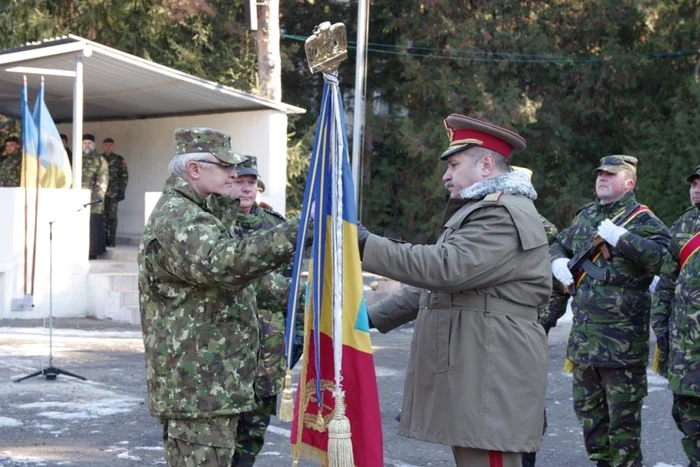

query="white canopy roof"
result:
[0,35,305,122]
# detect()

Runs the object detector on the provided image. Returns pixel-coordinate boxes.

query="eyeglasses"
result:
[195,159,236,172]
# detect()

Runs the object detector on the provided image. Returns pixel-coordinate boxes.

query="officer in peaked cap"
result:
[441,114,527,161]
[359,113,551,467]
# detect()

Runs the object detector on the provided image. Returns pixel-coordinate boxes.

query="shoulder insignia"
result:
[260,203,285,221]
[483,192,503,203]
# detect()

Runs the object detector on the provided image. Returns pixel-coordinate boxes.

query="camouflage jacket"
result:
[550,192,670,367]
[538,216,569,333]
[104,153,128,200]
[230,203,294,398]
[138,175,301,419]
[651,206,700,395]
[0,150,22,187]
[81,150,109,214]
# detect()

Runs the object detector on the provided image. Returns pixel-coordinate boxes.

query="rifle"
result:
[566,202,641,296]
[566,237,611,296]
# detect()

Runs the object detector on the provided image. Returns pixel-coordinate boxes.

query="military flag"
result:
[33,78,72,188]
[282,23,383,467]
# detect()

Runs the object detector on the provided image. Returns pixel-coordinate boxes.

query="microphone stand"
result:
[14,199,102,382]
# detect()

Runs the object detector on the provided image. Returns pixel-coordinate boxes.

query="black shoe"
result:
[521,452,536,467]
[395,411,401,422]
[595,462,611,467]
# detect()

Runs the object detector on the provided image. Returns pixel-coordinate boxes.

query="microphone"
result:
[83,198,103,207]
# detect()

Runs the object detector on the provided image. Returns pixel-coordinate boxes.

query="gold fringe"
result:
[278,370,295,422]
[563,358,574,373]
[652,344,661,374]
[328,393,354,467]
[292,442,329,466]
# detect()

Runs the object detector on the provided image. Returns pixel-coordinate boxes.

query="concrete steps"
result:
[88,246,140,325]
[86,246,401,325]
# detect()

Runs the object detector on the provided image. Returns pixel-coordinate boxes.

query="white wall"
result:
[58,110,289,237]
[0,188,91,319]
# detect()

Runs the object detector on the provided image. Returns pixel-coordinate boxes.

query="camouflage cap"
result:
[687,165,700,182]
[174,128,247,165]
[594,155,638,174]
[236,155,259,177]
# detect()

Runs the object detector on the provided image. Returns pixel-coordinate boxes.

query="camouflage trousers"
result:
[233,395,276,466]
[672,393,700,465]
[162,416,238,467]
[572,364,647,467]
[103,196,119,247]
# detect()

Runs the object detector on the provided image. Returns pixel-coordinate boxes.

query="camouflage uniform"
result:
[229,202,290,466]
[0,149,22,187]
[82,149,109,258]
[651,172,700,465]
[551,189,670,467]
[81,149,109,214]
[522,215,567,467]
[223,156,303,465]
[103,152,128,247]
[138,128,305,467]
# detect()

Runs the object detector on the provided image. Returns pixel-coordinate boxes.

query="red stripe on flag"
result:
[291,331,383,466]
[489,450,503,467]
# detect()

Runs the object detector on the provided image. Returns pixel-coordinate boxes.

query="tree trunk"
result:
[256,0,281,101]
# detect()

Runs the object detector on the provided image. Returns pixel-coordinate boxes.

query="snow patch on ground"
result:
[0,417,22,428]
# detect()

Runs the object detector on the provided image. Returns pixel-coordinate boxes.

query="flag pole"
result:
[30,76,44,296]
[22,76,29,298]
[351,0,370,211]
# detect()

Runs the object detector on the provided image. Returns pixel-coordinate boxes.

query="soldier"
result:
[0,136,22,187]
[651,165,700,466]
[139,128,309,467]
[81,134,109,259]
[550,155,670,467]
[361,114,551,467]
[60,133,72,165]
[512,166,568,467]
[223,155,301,466]
[102,137,129,247]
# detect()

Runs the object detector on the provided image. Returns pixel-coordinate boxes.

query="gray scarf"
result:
[459,171,538,200]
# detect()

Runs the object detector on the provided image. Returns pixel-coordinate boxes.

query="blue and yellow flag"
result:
[33,80,72,188]
[20,80,40,188]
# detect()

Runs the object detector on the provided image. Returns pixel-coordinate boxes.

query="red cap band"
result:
[452,129,514,158]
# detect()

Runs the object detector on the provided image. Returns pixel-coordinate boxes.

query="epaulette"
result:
[483,192,503,203]
[575,201,596,216]
[260,203,286,222]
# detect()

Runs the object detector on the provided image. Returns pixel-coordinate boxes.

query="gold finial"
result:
[305,22,348,74]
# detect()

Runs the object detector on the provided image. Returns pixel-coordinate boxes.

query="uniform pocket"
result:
[436,312,451,373]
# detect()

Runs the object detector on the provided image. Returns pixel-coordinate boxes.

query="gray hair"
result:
[168,152,212,177]
[468,146,511,173]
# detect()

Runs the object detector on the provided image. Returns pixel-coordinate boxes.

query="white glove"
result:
[597,219,628,247]
[551,258,573,286]
[649,275,660,295]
